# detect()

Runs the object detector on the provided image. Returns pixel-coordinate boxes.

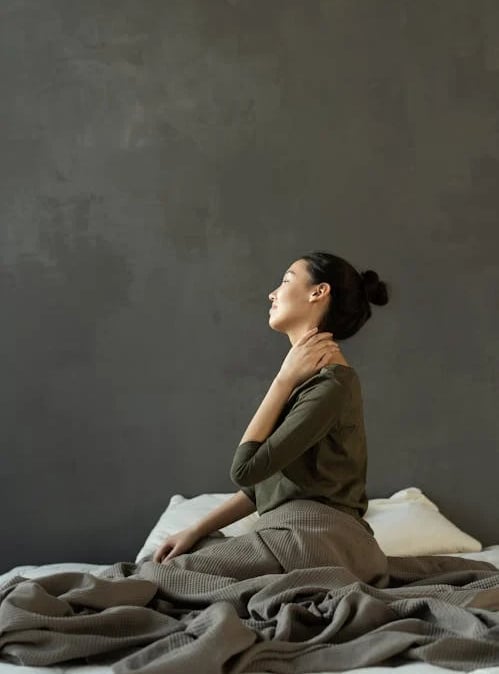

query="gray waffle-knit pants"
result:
[138,499,495,588]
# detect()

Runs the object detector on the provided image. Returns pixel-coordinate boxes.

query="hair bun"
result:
[360,269,389,306]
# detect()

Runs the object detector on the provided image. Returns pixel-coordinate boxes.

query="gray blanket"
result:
[1,499,498,674]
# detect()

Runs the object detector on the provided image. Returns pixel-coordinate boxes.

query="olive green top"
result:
[230,363,374,536]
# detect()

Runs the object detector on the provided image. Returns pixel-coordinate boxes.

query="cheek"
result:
[282,289,301,306]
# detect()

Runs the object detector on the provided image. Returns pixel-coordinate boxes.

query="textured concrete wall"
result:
[1,0,498,572]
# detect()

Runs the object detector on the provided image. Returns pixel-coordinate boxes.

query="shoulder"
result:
[289,364,356,406]
[320,363,357,381]
[307,363,356,389]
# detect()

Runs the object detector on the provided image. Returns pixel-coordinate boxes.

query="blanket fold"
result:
[1,499,498,674]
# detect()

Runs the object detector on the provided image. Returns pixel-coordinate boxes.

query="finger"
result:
[154,543,172,563]
[153,548,164,563]
[308,332,334,346]
[326,341,339,349]
[317,345,339,362]
[162,548,178,564]
[314,331,334,340]
[298,327,319,345]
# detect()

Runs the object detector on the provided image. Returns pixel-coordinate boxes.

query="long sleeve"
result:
[230,375,347,488]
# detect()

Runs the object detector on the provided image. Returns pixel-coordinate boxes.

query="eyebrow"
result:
[284,270,296,276]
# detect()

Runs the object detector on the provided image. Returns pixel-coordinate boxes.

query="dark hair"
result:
[299,250,389,340]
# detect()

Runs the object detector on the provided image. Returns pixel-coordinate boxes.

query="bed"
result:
[1,487,499,674]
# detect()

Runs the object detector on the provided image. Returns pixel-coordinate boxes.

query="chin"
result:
[268,317,286,334]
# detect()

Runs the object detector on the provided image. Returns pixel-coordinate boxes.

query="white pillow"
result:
[365,487,482,556]
[135,493,260,563]
[136,487,482,563]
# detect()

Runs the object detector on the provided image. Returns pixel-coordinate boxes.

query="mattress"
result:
[1,546,499,674]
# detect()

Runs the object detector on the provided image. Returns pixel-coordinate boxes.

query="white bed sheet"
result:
[2,546,499,674]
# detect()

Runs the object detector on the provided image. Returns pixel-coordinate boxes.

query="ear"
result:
[311,283,331,298]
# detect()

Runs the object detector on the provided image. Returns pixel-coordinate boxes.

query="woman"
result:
[1,252,497,672]
[146,253,381,584]
[150,251,496,587]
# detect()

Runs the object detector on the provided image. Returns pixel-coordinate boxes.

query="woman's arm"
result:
[232,329,342,460]
[230,374,345,486]
[237,375,296,445]
[187,377,293,540]
[189,489,257,538]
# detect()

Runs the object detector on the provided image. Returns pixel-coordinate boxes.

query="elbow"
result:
[229,463,253,487]
[230,439,268,486]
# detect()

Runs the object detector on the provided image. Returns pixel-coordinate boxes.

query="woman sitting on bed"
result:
[2,251,497,674]
[152,250,395,585]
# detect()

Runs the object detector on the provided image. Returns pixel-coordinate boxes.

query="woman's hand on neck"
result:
[287,326,351,368]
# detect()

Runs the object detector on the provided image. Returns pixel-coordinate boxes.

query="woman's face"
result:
[268,259,326,334]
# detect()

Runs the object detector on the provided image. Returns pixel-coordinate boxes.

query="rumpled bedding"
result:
[1,500,498,674]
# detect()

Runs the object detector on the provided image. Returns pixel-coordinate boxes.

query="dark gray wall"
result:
[1,0,498,573]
